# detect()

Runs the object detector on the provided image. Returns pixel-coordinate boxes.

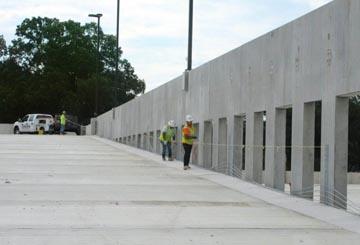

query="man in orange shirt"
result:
[182,115,197,170]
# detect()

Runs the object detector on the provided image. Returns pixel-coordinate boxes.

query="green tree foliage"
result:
[349,96,360,172]
[0,17,145,124]
[0,35,6,57]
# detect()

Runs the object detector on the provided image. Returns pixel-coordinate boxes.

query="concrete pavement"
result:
[0,135,359,244]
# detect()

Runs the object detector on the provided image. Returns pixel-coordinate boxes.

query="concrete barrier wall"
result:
[0,124,13,134]
[93,0,360,207]
[284,172,360,185]
[85,125,91,136]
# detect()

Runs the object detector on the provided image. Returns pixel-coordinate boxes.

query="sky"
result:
[0,0,331,92]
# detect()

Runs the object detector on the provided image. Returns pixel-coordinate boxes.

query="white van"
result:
[13,114,54,134]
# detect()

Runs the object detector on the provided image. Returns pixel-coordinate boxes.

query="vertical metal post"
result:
[116,0,120,75]
[96,17,100,116]
[89,14,102,116]
[187,0,193,71]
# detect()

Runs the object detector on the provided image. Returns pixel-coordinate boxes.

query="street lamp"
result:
[183,0,193,91]
[88,13,103,116]
[116,0,120,76]
[115,0,120,106]
[187,0,193,71]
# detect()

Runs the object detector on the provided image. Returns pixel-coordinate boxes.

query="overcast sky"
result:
[0,0,331,91]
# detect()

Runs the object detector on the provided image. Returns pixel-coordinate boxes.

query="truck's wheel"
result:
[14,127,20,134]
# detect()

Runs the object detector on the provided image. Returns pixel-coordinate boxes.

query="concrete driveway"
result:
[0,135,359,244]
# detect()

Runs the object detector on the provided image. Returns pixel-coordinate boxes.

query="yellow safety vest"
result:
[182,126,195,145]
[60,114,66,125]
[159,126,175,142]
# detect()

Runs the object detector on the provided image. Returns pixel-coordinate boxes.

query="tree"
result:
[0,17,145,124]
[0,35,6,58]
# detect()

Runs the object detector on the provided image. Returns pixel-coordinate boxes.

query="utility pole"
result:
[88,13,103,116]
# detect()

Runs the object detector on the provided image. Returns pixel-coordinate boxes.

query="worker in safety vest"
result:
[60,111,66,135]
[159,120,176,161]
[182,115,196,170]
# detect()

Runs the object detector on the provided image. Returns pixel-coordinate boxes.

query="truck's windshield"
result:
[36,115,52,119]
[22,115,29,122]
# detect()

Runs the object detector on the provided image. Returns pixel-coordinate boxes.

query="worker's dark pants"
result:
[183,143,193,167]
[60,124,65,134]
[161,141,172,158]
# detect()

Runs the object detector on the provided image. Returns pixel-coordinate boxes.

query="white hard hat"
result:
[168,120,175,127]
[185,115,193,122]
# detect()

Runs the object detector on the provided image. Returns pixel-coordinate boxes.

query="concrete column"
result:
[90,118,97,135]
[218,118,228,174]
[227,116,234,176]
[176,127,183,161]
[191,123,200,165]
[321,96,349,209]
[203,121,213,169]
[245,112,263,183]
[265,108,286,191]
[156,130,161,154]
[152,132,157,153]
[147,133,151,151]
[291,102,315,198]
[212,120,219,171]
[149,131,154,152]
[198,121,205,167]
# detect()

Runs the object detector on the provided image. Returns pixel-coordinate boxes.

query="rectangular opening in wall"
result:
[137,134,141,148]
[344,95,360,210]
[203,120,213,170]
[218,118,228,174]
[132,135,136,147]
[263,112,266,172]
[348,96,360,172]
[285,108,293,189]
[119,137,122,143]
[192,123,200,165]
[143,133,148,150]
[128,136,131,145]
[172,127,179,160]
[314,101,322,174]
[233,115,245,177]
[149,131,154,152]
[242,118,246,171]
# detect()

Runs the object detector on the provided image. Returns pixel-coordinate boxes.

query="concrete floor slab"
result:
[0,135,359,244]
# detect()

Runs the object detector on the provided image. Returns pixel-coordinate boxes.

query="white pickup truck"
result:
[13,114,54,134]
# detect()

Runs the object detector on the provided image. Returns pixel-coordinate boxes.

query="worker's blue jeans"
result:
[161,141,172,158]
[60,124,65,134]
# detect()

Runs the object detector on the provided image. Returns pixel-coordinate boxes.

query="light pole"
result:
[116,0,120,77]
[88,13,103,116]
[187,0,193,71]
[115,0,120,106]
[183,0,193,91]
